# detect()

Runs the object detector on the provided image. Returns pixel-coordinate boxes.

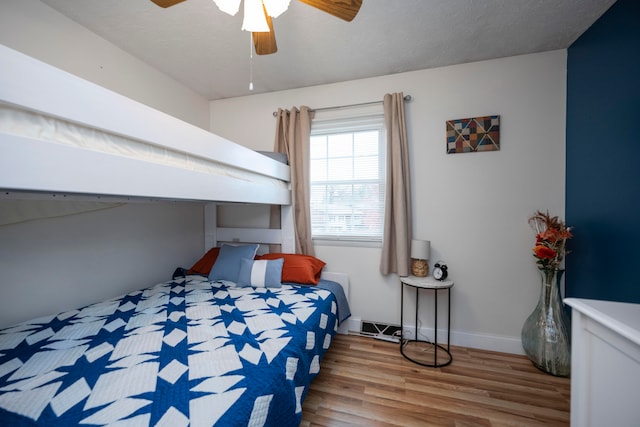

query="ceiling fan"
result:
[150,0,362,55]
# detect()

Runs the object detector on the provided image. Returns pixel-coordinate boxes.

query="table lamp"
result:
[411,239,430,277]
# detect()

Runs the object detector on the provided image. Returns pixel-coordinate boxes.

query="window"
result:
[310,113,386,243]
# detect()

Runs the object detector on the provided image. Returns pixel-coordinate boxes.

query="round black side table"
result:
[400,275,454,367]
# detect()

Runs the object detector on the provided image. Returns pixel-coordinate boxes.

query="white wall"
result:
[211,50,567,354]
[0,0,210,328]
[0,0,210,129]
[0,203,203,327]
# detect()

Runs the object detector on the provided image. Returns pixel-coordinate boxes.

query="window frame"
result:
[309,112,387,246]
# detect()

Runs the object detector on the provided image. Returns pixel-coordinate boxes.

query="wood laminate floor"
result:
[301,334,570,426]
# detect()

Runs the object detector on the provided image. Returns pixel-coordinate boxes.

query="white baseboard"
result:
[399,324,524,355]
[339,316,361,335]
[343,317,524,355]
[450,329,524,355]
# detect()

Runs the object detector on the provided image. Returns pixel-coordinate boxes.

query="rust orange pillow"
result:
[257,253,326,285]
[187,247,220,276]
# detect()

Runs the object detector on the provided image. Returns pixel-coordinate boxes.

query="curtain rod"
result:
[272,94,412,117]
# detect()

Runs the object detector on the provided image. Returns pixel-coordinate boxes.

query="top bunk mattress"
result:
[0,45,290,205]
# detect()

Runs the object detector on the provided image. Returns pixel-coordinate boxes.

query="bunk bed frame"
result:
[0,44,351,426]
[0,44,289,205]
[0,43,350,300]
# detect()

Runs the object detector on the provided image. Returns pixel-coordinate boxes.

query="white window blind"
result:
[310,113,386,242]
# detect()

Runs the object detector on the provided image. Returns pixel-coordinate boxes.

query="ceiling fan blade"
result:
[298,0,362,22]
[253,5,278,55]
[253,31,277,55]
[150,0,187,8]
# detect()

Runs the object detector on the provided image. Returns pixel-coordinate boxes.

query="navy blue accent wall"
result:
[566,0,640,303]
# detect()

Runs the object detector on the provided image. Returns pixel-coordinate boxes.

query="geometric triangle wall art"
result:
[446,115,500,154]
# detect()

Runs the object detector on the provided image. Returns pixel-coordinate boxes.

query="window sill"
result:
[312,238,382,248]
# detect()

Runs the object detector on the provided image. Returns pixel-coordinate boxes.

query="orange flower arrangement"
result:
[529,210,572,270]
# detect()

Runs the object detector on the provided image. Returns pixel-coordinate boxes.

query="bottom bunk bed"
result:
[0,245,350,427]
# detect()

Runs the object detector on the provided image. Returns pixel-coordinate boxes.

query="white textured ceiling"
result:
[40,0,616,101]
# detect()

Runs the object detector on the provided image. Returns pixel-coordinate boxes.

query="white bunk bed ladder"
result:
[204,203,295,253]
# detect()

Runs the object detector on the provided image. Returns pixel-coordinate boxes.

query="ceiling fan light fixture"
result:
[152,0,361,56]
[212,0,241,16]
[262,0,291,18]
[241,0,270,32]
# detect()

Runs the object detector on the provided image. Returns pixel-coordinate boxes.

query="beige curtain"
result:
[270,106,316,255]
[380,93,412,276]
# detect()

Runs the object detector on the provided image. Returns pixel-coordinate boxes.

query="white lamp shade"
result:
[262,0,291,17]
[242,0,270,32]
[213,0,241,16]
[411,239,430,260]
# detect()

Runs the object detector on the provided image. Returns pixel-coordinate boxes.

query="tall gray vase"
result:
[521,268,571,377]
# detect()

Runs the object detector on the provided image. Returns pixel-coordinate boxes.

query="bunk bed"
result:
[0,44,351,426]
[0,44,289,205]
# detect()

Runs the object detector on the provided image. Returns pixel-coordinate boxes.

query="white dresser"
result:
[564,298,640,427]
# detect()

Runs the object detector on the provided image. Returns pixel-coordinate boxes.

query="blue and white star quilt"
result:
[0,275,340,426]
